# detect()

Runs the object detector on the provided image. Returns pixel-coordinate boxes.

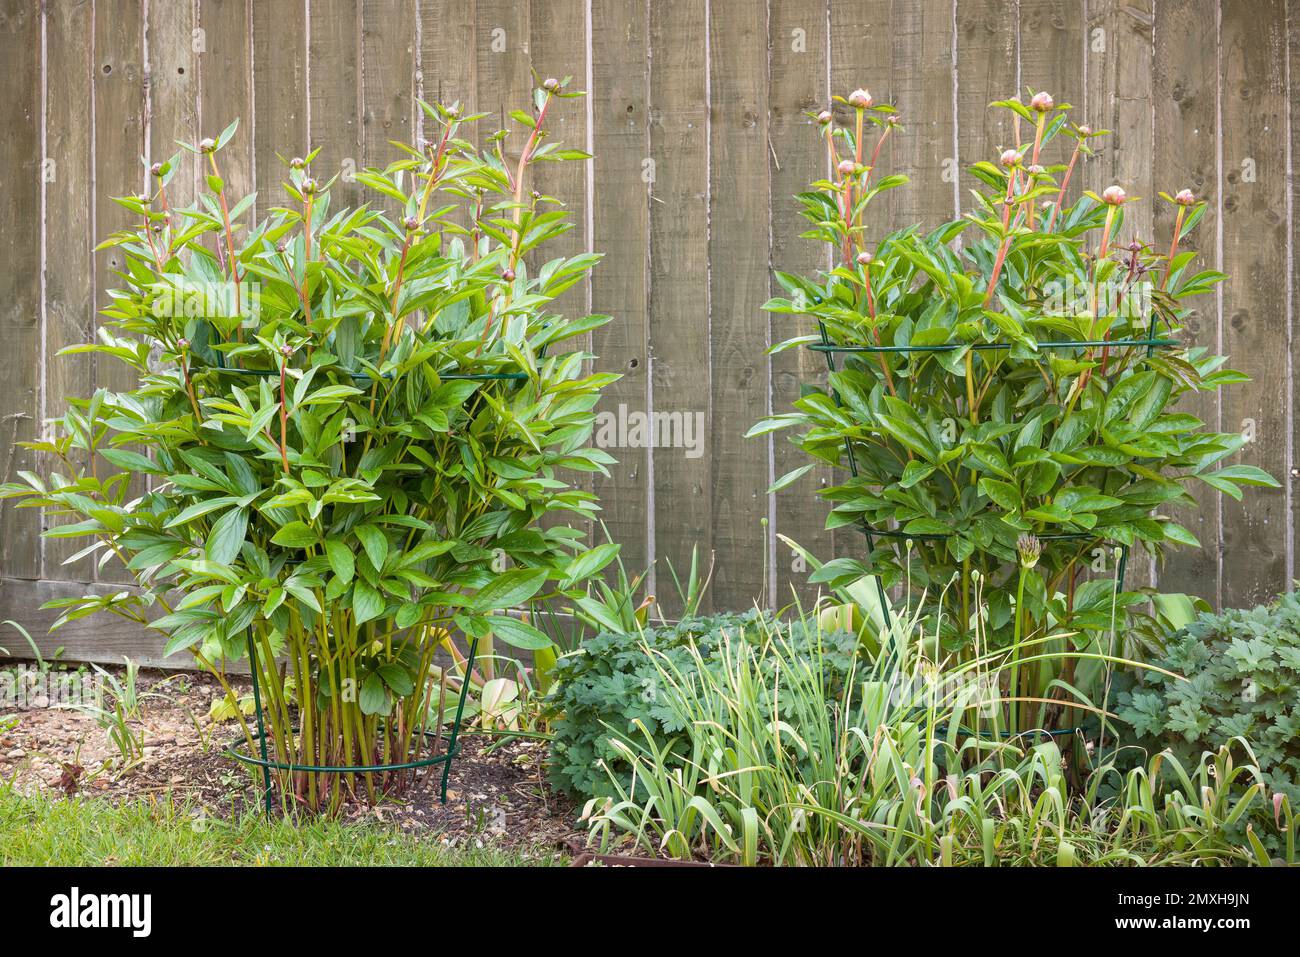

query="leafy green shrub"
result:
[1,81,618,813]
[1118,591,1300,806]
[754,89,1276,670]
[545,610,859,799]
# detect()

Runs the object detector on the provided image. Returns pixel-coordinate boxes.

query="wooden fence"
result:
[0,0,1296,664]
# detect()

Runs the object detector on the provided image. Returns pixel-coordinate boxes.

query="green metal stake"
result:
[439,636,478,804]
[245,630,274,817]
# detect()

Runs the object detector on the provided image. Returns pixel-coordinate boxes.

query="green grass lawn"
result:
[0,786,560,867]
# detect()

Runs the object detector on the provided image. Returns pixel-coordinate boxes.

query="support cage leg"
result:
[245,630,275,817]
[438,636,479,805]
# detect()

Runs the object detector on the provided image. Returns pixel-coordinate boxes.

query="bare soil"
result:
[0,664,585,853]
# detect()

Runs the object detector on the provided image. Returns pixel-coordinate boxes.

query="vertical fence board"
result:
[362,0,416,206]
[891,0,957,225]
[708,0,770,609]
[1153,0,1221,601]
[769,0,834,606]
[1291,0,1300,585]
[1019,0,1085,122]
[198,0,254,209]
[252,1,307,216]
[43,0,96,581]
[0,0,42,580]
[308,0,362,209]
[148,0,200,210]
[1219,1,1289,607]
[589,0,651,578]
[92,0,146,584]
[647,0,711,612]
[827,0,891,567]
[955,0,1017,202]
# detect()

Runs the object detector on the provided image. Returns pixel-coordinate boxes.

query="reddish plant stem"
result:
[279,358,291,474]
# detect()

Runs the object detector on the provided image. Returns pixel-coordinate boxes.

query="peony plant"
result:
[2,79,619,812]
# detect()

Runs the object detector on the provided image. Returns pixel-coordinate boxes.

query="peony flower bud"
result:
[290,156,305,169]
[1000,149,1021,168]
[501,267,516,282]
[1101,185,1127,205]
[150,162,164,177]
[817,110,833,125]
[837,159,857,176]
[1027,164,1045,175]
[199,137,216,153]
[176,338,189,350]
[280,344,294,358]
[847,88,873,109]
[301,178,319,196]
[1030,91,1054,112]
[1078,125,1092,136]
[403,215,419,231]
[856,251,872,266]
[1175,188,1195,206]
[542,77,560,92]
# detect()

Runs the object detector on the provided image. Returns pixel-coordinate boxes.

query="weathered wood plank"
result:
[709,0,771,609]
[827,0,892,567]
[529,0,594,546]
[955,0,1017,203]
[891,0,957,225]
[769,0,834,604]
[1019,0,1085,123]
[197,0,255,209]
[42,0,97,581]
[1084,0,1156,591]
[147,0,200,210]
[92,0,146,585]
[361,0,416,210]
[308,0,363,209]
[0,0,41,582]
[1218,0,1289,607]
[646,0,711,613]
[1291,0,1300,589]
[1152,0,1221,602]
[588,0,651,583]
[252,1,308,216]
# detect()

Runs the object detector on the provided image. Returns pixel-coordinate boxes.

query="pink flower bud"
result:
[856,251,872,266]
[1030,91,1054,112]
[847,88,873,109]
[199,137,216,153]
[150,162,164,177]
[403,215,419,231]
[1175,188,1195,206]
[1274,791,1285,825]
[542,77,560,92]
[176,338,189,350]
[301,178,319,196]
[290,156,305,169]
[1078,125,1092,136]
[280,344,294,357]
[817,110,833,125]
[837,159,856,176]
[1101,185,1127,205]
[501,267,516,282]
[999,149,1021,168]
[1027,164,1045,175]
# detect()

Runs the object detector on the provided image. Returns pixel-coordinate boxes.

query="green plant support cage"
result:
[805,318,1178,743]
[215,361,532,815]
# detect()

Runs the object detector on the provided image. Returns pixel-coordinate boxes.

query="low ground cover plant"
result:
[753,89,1276,735]
[1118,590,1300,812]
[1,81,619,813]
[579,608,1296,866]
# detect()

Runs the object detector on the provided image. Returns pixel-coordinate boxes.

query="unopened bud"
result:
[301,178,319,196]
[1174,188,1195,206]
[856,251,872,266]
[542,77,560,92]
[150,162,164,177]
[290,156,305,169]
[1000,149,1021,168]
[847,88,873,109]
[1016,533,1041,569]
[1078,125,1092,136]
[403,215,419,231]
[176,338,190,350]
[1101,185,1127,205]
[1030,91,1054,112]
[837,159,857,176]
[501,267,515,282]
[280,344,294,358]
[199,137,216,153]
[817,110,833,125]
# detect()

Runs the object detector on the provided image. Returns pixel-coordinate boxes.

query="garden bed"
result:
[0,665,585,854]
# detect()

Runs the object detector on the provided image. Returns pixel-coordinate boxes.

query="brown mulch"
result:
[0,664,586,853]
